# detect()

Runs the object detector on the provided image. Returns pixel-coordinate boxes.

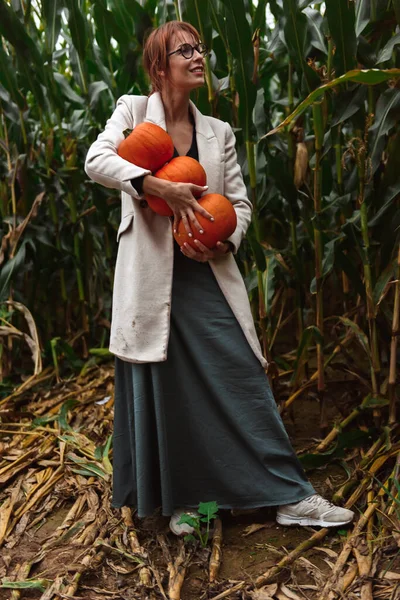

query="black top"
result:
[130,117,198,196]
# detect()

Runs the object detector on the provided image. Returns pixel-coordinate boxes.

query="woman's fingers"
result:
[186,207,204,234]
[181,243,203,261]
[192,240,213,260]
[181,242,211,262]
[181,214,193,237]
[191,197,214,221]
[173,212,181,233]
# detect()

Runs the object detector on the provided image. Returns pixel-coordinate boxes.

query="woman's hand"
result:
[180,239,233,262]
[142,175,214,237]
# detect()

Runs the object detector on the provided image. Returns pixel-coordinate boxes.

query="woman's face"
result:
[164,31,205,92]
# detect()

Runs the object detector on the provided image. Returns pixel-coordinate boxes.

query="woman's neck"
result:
[160,88,191,126]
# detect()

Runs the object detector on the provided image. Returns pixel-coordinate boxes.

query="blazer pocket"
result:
[117,213,134,242]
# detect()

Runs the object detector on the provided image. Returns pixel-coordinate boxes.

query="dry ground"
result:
[0,364,399,600]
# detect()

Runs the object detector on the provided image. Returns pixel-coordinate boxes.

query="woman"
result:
[85,21,354,533]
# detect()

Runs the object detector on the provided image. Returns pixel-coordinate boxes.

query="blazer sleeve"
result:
[84,95,151,200]
[223,122,253,254]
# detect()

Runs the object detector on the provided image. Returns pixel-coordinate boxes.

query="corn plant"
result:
[0,0,398,435]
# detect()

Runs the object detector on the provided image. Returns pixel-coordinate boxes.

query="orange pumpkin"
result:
[145,157,207,217]
[174,193,237,250]
[117,122,174,172]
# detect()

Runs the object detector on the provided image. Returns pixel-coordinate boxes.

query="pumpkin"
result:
[117,122,174,173]
[145,157,207,217]
[174,193,237,250]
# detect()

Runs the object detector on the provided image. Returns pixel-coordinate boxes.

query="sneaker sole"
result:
[276,514,354,528]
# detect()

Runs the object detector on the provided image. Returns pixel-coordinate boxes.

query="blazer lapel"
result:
[144,92,222,194]
[190,100,222,194]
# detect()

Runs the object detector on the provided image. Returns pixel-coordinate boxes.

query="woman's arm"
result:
[84,95,152,199]
[223,122,253,254]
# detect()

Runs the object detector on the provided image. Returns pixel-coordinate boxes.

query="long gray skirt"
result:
[111,241,316,517]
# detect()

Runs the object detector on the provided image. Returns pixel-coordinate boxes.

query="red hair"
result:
[143,21,201,93]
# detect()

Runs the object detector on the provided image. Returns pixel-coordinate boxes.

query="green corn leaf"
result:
[337,317,371,363]
[31,415,58,427]
[253,0,269,35]
[41,0,64,56]
[331,85,368,127]
[53,72,85,105]
[58,399,79,431]
[355,0,370,36]
[180,0,213,49]
[361,394,390,409]
[0,0,44,77]
[64,0,89,61]
[0,42,24,109]
[376,32,400,63]
[262,69,400,138]
[304,7,327,55]
[310,236,343,294]
[92,0,113,59]
[102,433,113,474]
[107,0,151,46]
[282,0,321,95]
[0,579,50,592]
[369,88,400,174]
[247,222,266,271]
[373,258,396,306]
[89,348,113,356]
[88,81,110,108]
[325,0,357,76]
[291,326,323,385]
[263,255,278,317]
[67,453,109,479]
[0,244,26,302]
[219,0,257,142]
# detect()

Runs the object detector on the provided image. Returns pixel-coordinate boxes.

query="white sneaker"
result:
[276,494,355,527]
[169,508,199,536]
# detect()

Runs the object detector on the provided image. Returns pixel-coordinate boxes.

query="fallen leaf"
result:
[313,546,338,558]
[378,570,400,580]
[242,523,270,536]
[250,583,278,599]
[280,583,303,599]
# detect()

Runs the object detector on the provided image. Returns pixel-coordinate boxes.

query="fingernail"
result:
[188,232,193,238]
[210,217,215,222]
[174,229,177,234]
[203,185,208,189]
[199,229,204,234]
[194,239,199,244]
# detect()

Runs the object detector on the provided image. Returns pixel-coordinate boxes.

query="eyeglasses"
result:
[167,42,208,60]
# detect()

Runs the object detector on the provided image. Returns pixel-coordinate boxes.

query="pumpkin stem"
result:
[123,128,133,138]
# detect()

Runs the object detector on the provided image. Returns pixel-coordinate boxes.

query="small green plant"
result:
[177,501,219,547]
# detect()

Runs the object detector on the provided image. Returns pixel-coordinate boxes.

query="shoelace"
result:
[305,494,336,509]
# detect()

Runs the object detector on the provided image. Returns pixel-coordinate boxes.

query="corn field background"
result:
[0,0,400,599]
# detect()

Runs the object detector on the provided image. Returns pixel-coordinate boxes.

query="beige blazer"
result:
[84,92,267,368]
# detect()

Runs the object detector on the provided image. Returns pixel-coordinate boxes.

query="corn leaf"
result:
[337,317,371,364]
[282,0,321,95]
[369,88,400,175]
[0,579,50,591]
[262,69,400,138]
[325,0,357,76]
[41,0,64,56]
[219,0,257,141]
